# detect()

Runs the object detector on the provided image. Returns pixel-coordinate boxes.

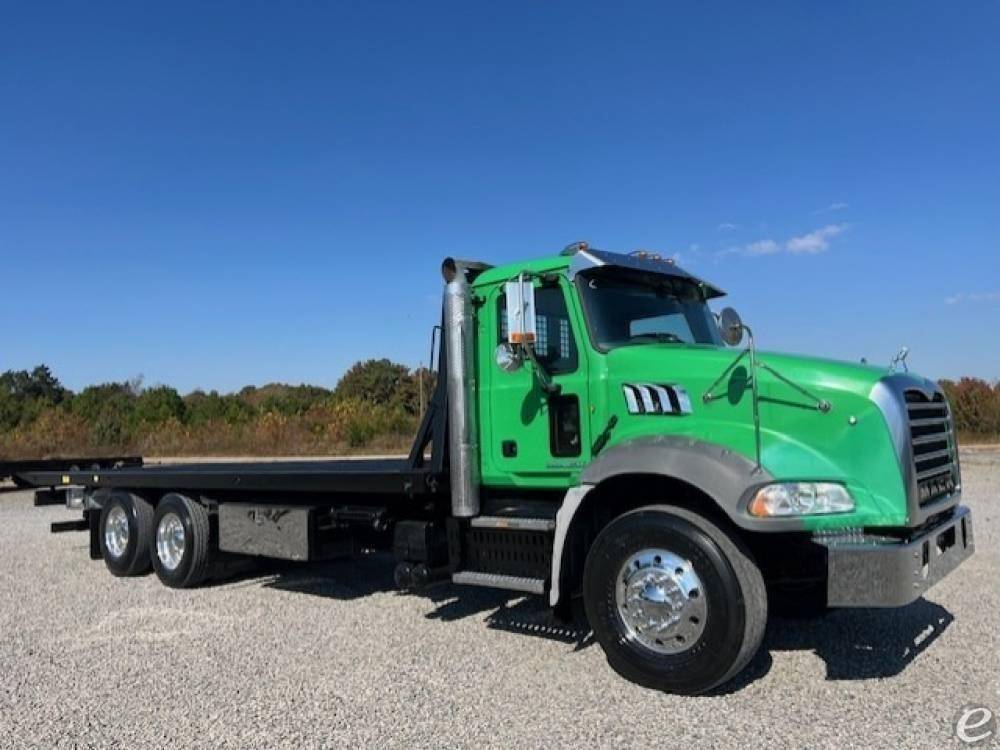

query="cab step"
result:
[469,515,556,532]
[451,571,546,595]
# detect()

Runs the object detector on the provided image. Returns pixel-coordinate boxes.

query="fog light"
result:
[748,482,854,517]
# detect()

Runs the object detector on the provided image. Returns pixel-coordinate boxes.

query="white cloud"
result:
[716,223,849,259]
[945,291,1000,305]
[785,223,848,254]
[744,239,781,256]
[716,222,740,231]
[811,202,849,215]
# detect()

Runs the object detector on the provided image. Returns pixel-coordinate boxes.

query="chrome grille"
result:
[905,389,958,506]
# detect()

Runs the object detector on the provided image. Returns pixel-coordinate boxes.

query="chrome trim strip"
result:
[452,571,546,595]
[869,374,961,526]
[917,464,955,481]
[914,448,952,463]
[470,516,556,532]
[913,433,951,446]
[549,485,593,606]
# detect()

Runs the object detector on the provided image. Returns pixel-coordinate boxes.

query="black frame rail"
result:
[2,456,141,491]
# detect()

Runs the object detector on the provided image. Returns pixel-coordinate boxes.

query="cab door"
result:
[482,277,591,487]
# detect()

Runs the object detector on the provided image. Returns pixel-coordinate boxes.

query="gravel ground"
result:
[1,452,998,749]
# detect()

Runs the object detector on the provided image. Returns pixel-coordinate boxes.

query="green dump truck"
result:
[22,242,973,695]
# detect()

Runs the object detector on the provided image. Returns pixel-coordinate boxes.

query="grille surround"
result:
[870,374,962,526]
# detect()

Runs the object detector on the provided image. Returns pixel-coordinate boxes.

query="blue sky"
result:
[2,2,998,393]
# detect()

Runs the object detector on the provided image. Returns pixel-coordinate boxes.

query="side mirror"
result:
[494,343,523,372]
[718,307,745,346]
[504,277,537,345]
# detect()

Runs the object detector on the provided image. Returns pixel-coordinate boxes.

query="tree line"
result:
[940,377,1000,442]
[0,365,996,459]
[0,361,435,458]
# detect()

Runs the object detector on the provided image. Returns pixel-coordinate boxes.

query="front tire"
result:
[99,491,154,576]
[151,493,215,588]
[583,505,767,695]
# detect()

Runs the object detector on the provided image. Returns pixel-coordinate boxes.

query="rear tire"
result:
[99,491,154,576]
[151,493,215,588]
[583,505,767,695]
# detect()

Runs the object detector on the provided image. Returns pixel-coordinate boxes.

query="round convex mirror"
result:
[494,343,523,372]
[718,307,744,346]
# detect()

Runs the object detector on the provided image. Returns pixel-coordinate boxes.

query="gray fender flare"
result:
[549,436,775,606]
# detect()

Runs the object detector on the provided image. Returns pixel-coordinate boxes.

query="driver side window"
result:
[498,285,579,374]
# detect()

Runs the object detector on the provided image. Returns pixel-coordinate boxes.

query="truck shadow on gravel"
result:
[243,553,595,647]
[713,598,955,695]
[230,555,955,692]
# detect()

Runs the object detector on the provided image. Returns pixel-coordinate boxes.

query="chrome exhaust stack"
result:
[442,258,481,518]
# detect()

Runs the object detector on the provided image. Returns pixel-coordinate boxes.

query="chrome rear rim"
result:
[616,547,707,655]
[156,513,186,571]
[104,505,130,559]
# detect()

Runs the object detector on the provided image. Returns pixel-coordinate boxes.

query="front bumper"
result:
[820,505,974,607]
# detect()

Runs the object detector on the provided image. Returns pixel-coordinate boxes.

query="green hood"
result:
[601,344,910,529]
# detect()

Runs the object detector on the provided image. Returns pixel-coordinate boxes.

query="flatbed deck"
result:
[18,457,444,496]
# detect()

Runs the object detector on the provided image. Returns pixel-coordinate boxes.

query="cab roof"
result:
[471,243,726,299]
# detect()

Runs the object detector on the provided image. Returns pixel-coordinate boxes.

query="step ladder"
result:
[450,515,555,595]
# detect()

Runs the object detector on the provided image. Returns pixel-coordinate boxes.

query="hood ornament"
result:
[889,346,910,373]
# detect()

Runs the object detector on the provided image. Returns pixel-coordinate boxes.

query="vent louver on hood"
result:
[622,384,693,415]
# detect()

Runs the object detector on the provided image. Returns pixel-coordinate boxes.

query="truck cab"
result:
[442,242,972,692]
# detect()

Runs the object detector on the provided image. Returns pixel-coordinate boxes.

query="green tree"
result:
[253,384,332,416]
[185,390,254,425]
[70,382,137,447]
[135,386,185,425]
[940,377,1000,436]
[335,359,412,409]
[0,365,71,429]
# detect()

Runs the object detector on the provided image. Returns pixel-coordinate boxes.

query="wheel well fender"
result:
[580,436,771,518]
[550,437,775,607]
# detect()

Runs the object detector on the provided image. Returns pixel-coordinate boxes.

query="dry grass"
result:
[0,400,418,459]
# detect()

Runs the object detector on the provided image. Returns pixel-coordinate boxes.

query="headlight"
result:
[748,482,854,517]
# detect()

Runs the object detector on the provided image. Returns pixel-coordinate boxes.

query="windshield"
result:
[576,270,723,349]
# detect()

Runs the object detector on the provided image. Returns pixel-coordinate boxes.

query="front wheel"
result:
[583,505,767,695]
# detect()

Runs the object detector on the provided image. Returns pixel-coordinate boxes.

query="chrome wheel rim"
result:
[104,505,130,559]
[616,547,707,655]
[156,513,186,571]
